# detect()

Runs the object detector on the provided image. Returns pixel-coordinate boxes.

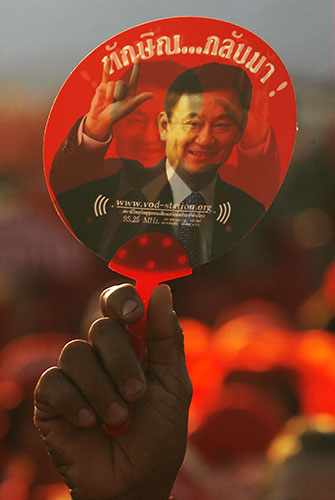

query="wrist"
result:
[240,125,270,150]
[70,489,172,500]
[114,491,172,500]
[84,116,111,142]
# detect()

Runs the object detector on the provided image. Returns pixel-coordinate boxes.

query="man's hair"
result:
[164,62,252,132]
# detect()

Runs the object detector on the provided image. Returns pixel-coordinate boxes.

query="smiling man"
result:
[50,61,265,266]
[159,64,250,192]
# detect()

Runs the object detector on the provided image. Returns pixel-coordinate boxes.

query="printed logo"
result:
[216,202,231,224]
[94,194,110,217]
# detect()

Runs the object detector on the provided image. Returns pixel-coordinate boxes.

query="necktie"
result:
[178,192,205,267]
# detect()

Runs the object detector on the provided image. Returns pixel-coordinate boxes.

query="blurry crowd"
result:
[0,71,334,500]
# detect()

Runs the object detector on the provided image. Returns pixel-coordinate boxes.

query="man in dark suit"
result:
[50,60,265,266]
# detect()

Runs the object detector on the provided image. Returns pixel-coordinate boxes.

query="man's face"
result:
[159,89,244,183]
[113,86,166,167]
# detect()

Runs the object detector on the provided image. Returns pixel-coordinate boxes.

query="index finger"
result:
[128,57,141,95]
[102,57,111,85]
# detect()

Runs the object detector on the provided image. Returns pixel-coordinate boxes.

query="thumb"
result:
[122,92,154,116]
[146,284,185,368]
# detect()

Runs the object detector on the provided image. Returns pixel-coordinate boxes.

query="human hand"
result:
[84,58,154,141]
[34,284,192,500]
[240,84,269,149]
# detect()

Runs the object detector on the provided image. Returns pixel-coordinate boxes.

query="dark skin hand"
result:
[34,284,192,500]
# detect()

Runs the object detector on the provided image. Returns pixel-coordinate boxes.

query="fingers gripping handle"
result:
[103,277,157,436]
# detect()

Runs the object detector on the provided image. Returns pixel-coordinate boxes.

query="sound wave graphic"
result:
[216,202,231,224]
[94,194,110,217]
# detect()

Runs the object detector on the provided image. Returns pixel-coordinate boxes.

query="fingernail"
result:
[124,377,144,399]
[108,402,128,425]
[78,408,96,427]
[121,299,139,318]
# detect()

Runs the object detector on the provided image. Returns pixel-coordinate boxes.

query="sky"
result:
[1,0,333,98]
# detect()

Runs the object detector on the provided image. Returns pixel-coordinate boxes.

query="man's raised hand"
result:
[240,84,269,149]
[84,57,154,141]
